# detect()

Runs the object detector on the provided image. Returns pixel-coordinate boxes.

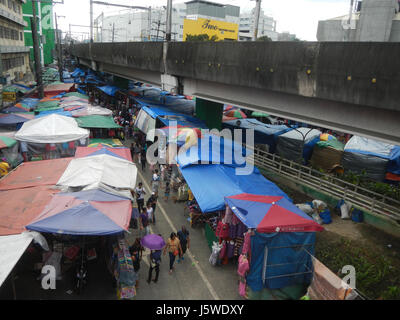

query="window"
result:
[20,31,22,41]
[8,0,12,9]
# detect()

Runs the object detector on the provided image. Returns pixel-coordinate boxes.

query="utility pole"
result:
[54,13,63,82]
[112,23,115,42]
[253,0,262,41]
[31,0,43,98]
[165,0,172,41]
[90,0,93,42]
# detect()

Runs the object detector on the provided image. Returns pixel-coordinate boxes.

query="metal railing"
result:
[251,147,400,222]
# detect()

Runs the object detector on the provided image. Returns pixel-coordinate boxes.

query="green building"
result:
[22,0,55,66]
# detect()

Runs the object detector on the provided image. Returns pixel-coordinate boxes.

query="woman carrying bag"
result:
[163,233,182,275]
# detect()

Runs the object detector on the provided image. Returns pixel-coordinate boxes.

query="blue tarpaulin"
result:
[71,68,86,78]
[20,98,39,108]
[141,106,207,128]
[0,114,32,125]
[135,96,195,116]
[179,164,290,213]
[97,85,120,97]
[36,110,72,118]
[223,119,292,153]
[176,134,251,169]
[247,232,315,291]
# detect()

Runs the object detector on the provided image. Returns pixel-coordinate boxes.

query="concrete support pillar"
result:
[195,98,223,130]
[113,76,130,90]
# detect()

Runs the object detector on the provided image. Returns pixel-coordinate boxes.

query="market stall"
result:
[15,114,89,160]
[223,193,324,300]
[310,135,345,172]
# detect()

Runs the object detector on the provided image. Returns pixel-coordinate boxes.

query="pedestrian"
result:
[151,169,160,196]
[147,249,162,284]
[129,238,143,289]
[134,143,141,164]
[163,232,182,275]
[146,202,154,225]
[164,182,170,203]
[140,146,147,171]
[130,143,135,161]
[146,192,158,224]
[140,208,150,237]
[134,182,146,213]
[20,141,28,162]
[177,226,190,263]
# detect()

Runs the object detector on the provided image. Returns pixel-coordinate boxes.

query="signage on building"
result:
[183,18,239,41]
[2,92,16,102]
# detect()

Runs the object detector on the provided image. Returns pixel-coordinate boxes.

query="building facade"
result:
[0,0,31,83]
[317,0,400,42]
[22,0,55,66]
[239,8,278,41]
[96,3,186,42]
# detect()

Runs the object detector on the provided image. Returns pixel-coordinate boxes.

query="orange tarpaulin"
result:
[0,186,59,235]
[0,158,72,191]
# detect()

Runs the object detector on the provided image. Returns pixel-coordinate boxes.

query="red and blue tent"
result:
[25,189,132,235]
[224,193,323,292]
[224,193,324,233]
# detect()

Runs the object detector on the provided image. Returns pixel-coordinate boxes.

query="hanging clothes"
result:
[237,254,250,277]
[216,221,230,239]
[222,206,233,225]
[241,230,252,256]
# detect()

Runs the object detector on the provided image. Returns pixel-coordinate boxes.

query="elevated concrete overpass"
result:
[70,42,400,144]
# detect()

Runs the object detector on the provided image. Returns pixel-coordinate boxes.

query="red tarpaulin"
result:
[74,147,133,162]
[0,186,59,235]
[44,83,75,97]
[0,158,72,191]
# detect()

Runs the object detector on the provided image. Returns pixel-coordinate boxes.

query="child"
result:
[164,182,170,202]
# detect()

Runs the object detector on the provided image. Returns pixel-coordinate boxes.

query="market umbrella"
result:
[223,104,235,112]
[224,193,324,233]
[25,189,132,235]
[224,109,247,119]
[0,136,17,149]
[141,234,166,250]
[88,142,114,148]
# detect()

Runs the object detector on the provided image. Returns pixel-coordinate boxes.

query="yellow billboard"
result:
[183,18,238,41]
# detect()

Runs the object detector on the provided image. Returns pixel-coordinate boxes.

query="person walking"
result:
[163,233,182,275]
[134,182,146,213]
[140,145,147,171]
[151,169,160,197]
[140,208,150,237]
[146,192,158,224]
[177,226,190,263]
[146,202,154,225]
[147,249,162,284]
[129,238,143,289]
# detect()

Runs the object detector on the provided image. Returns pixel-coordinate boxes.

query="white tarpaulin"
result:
[344,136,395,158]
[15,114,90,144]
[278,128,322,143]
[71,105,113,117]
[0,232,34,287]
[56,154,137,190]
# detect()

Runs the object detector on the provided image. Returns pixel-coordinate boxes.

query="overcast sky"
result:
[54,0,351,41]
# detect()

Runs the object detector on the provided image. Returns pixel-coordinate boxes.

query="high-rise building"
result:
[0,0,31,84]
[317,0,400,42]
[22,0,55,65]
[239,8,278,41]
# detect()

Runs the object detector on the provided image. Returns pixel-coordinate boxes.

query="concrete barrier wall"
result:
[70,42,400,111]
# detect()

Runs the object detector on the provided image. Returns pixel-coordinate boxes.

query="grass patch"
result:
[315,234,400,300]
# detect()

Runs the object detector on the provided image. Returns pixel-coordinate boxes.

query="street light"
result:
[54,13,66,82]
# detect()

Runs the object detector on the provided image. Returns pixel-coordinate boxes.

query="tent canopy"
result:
[344,136,400,160]
[0,233,35,287]
[180,164,290,213]
[176,134,252,169]
[97,85,120,97]
[71,106,112,117]
[15,114,89,143]
[0,136,17,149]
[0,158,72,191]
[225,193,324,233]
[57,154,137,190]
[75,146,132,162]
[0,113,34,125]
[75,115,122,129]
[0,186,59,235]
[26,190,131,236]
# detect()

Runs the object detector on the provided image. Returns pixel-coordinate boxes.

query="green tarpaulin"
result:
[0,136,17,149]
[3,85,29,93]
[36,101,60,108]
[316,140,344,151]
[64,92,89,100]
[251,111,270,118]
[76,115,121,129]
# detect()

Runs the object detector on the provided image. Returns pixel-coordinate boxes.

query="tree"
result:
[186,34,218,42]
[256,35,272,42]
